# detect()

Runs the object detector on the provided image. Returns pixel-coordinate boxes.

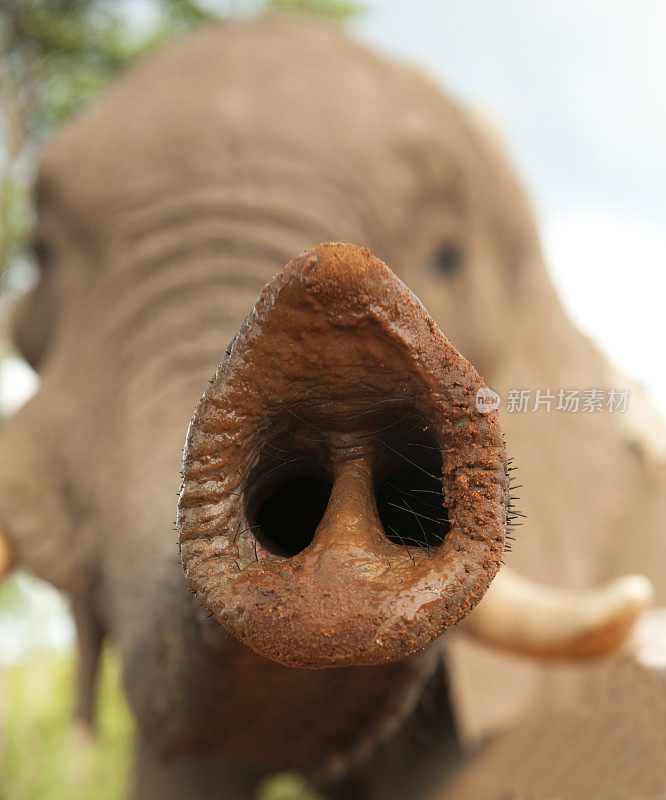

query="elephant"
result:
[0,12,664,800]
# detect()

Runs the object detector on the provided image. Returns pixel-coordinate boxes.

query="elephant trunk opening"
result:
[177,243,508,668]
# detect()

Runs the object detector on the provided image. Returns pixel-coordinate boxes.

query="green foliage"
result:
[258,773,324,800]
[266,0,362,23]
[0,172,32,286]
[2,650,134,800]
[0,0,362,288]
[1,0,218,136]
[2,644,323,799]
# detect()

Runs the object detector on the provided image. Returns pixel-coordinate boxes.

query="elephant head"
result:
[0,13,658,796]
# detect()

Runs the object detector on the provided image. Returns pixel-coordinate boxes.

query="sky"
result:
[355,0,666,420]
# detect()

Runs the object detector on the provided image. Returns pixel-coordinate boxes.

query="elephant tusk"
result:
[627,606,666,670]
[463,567,653,659]
[0,523,13,579]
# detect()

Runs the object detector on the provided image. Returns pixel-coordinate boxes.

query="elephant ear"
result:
[443,649,665,800]
[0,398,78,592]
[10,283,55,371]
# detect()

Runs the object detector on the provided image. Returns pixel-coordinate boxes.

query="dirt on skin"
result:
[179,243,508,668]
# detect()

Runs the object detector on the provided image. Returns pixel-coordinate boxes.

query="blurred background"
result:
[1,1,664,797]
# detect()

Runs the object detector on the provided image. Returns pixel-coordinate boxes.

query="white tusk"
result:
[0,523,13,580]
[626,606,666,670]
[464,567,654,660]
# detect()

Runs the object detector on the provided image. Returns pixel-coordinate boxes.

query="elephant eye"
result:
[428,241,464,276]
[31,237,54,272]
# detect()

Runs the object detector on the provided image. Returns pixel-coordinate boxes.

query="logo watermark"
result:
[475,387,501,414]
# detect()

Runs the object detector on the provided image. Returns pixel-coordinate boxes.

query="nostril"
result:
[179,243,509,667]
[247,459,333,557]
[374,421,450,550]
[376,466,450,550]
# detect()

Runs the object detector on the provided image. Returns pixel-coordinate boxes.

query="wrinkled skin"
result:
[1,13,665,800]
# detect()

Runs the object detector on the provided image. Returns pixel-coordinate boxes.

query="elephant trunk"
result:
[178,243,508,668]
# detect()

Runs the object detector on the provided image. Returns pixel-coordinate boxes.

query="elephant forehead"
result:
[37,14,468,219]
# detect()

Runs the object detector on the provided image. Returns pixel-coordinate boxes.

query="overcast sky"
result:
[356,0,666,420]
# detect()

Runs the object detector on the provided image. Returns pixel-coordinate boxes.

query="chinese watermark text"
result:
[476,387,630,414]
